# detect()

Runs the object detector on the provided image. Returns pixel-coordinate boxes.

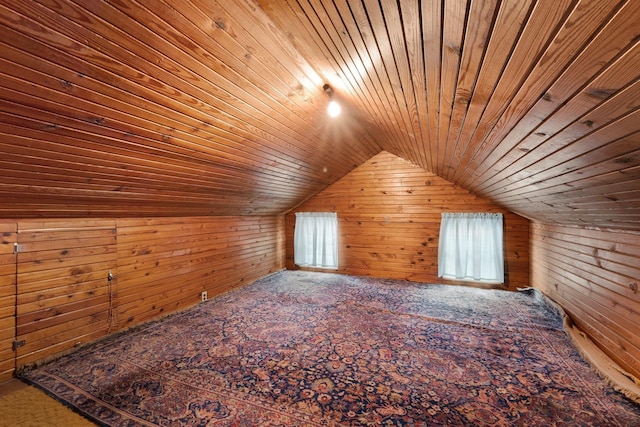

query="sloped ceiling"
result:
[1,1,639,230]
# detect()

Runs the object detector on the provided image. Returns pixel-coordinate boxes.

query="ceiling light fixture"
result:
[327,100,341,117]
[323,83,341,117]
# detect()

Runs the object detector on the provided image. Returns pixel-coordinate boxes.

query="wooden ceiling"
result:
[1,1,639,230]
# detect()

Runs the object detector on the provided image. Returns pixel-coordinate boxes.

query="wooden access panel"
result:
[15,220,117,367]
[0,222,17,382]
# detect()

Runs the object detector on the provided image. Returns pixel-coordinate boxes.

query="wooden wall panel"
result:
[116,216,285,329]
[285,152,530,290]
[15,220,117,367]
[530,222,640,380]
[0,222,16,382]
[2,215,284,373]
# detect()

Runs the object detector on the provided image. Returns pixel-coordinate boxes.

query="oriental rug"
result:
[19,271,640,426]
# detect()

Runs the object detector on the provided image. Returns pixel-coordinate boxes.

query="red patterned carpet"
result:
[20,271,640,426]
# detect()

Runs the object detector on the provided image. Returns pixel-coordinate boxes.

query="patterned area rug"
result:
[20,271,640,426]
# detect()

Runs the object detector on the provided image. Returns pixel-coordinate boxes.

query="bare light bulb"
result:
[327,100,341,117]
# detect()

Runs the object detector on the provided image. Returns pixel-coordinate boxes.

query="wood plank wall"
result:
[15,219,117,368]
[116,216,284,329]
[0,222,16,382]
[285,151,530,290]
[0,215,284,380]
[530,223,640,380]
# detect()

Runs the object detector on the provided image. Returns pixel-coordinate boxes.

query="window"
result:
[294,212,338,269]
[438,213,504,283]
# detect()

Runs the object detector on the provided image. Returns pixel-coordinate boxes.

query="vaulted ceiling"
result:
[1,1,639,230]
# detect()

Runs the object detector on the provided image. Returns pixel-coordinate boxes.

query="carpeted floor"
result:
[19,271,640,425]
[0,380,95,427]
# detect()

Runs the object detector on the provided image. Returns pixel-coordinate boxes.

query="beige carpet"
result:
[0,380,95,427]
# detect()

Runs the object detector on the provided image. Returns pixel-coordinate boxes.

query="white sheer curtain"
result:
[294,212,338,269]
[438,213,504,283]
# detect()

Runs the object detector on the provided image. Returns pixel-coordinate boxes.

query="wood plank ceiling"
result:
[1,0,639,230]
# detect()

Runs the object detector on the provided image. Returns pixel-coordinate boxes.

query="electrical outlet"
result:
[201,291,208,302]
